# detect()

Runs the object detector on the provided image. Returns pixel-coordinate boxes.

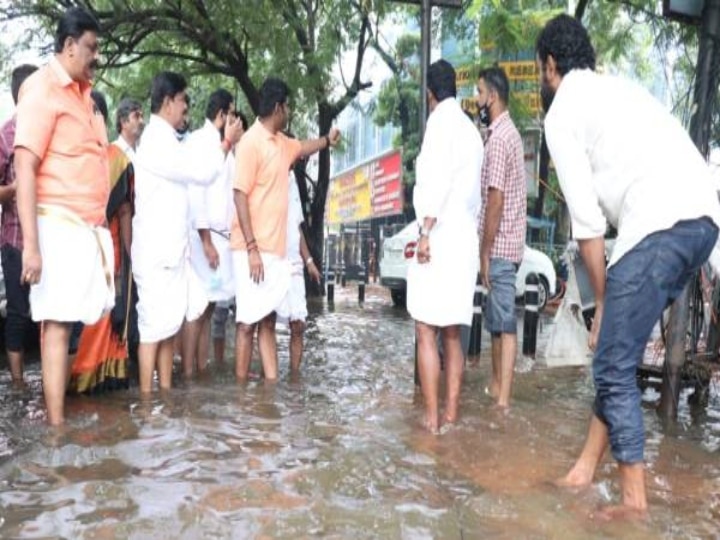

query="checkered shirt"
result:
[478,111,526,263]
[0,117,22,250]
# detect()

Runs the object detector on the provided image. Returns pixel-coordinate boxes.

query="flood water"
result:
[0,286,718,539]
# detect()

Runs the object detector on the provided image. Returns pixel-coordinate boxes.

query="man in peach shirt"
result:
[14,7,112,425]
[232,77,340,381]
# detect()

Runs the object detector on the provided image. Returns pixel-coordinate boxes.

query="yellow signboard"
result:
[498,60,539,82]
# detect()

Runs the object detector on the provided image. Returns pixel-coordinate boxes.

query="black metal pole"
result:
[660,0,720,421]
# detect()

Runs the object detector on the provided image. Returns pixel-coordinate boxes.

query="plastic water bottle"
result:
[209,271,222,293]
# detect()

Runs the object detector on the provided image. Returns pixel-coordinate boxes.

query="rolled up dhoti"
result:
[134,258,208,344]
[233,250,291,325]
[30,204,115,324]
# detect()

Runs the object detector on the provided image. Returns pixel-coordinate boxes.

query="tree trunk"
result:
[305,103,334,297]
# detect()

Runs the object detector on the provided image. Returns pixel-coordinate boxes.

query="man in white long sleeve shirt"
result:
[537,15,720,516]
[182,89,243,377]
[407,59,484,433]
[132,72,243,393]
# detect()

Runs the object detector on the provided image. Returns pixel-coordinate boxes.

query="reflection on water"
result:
[0,287,718,538]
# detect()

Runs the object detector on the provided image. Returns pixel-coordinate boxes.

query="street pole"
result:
[419,0,431,137]
[660,0,720,420]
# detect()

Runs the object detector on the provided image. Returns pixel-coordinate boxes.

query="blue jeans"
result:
[593,217,718,464]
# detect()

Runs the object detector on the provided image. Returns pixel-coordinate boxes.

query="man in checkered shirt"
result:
[476,66,527,408]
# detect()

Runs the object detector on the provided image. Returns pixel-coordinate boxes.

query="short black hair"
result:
[115,97,142,135]
[11,64,37,104]
[150,71,187,114]
[90,89,108,123]
[478,65,510,105]
[236,110,249,131]
[257,78,291,118]
[536,14,596,76]
[427,59,456,102]
[54,7,100,54]
[205,89,234,122]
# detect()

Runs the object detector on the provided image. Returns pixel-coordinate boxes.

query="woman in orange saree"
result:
[69,91,134,393]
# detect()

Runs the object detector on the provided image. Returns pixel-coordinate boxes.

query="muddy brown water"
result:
[0,287,717,538]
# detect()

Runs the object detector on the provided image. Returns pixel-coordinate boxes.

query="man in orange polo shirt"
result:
[232,77,340,381]
[14,7,112,426]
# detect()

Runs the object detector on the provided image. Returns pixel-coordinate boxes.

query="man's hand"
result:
[480,253,491,291]
[307,260,322,283]
[202,238,219,270]
[22,245,42,285]
[588,302,603,351]
[416,235,431,264]
[225,115,244,146]
[248,249,264,284]
[327,127,341,147]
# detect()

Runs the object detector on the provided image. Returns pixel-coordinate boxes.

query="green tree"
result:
[1,0,389,295]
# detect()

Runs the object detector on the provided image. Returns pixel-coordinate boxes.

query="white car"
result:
[380,221,557,310]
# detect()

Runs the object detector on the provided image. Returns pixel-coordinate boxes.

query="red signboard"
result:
[327,150,404,224]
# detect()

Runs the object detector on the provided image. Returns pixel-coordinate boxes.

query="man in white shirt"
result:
[132,72,243,394]
[407,59,483,433]
[113,98,144,162]
[537,14,720,517]
[182,89,243,377]
[278,169,321,372]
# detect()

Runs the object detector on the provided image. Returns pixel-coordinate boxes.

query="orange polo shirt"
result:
[231,120,302,256]
[14,57,109,226]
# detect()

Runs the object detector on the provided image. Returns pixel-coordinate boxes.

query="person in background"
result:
[0,63,38,387]
[70,89,134,393]
[476,66,527,408]
[277,165,321,373]
[407,59,484,433]
[181,90,243,377]
[211,110,248,366]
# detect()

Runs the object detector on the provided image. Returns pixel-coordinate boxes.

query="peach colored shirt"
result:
[231,120,302,256]
[14,57,109,225]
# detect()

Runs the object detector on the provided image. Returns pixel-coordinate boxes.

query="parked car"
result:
[379,221,557,310]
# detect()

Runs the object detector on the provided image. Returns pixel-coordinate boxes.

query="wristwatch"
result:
[418,224,431,237]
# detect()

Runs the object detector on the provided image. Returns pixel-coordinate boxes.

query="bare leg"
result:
[618,462,647,512]
[557,414,609,487]
[157,337,174,390]
[497,332,517,408]
[490,335,501,398]
[196,303,214,372]
[257,313,278,380]
[7,350,25,386]
[416,321,440,433]
[41,321,72,426]
[138,341,158,394]
[235,322,255,380]
[180,318,199,378]
[289,320,305,372]
[441,325,464,425]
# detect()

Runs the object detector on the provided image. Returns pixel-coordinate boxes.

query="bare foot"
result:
[554,465,594,489]
[591,504,648,521]
[485,384,500,399]
[441,411,457,426]
[423,415,440,434]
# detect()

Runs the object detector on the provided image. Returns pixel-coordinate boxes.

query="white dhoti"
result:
[134,258,208,343]
[407,221,479,327]
[233,251,291,325]
[31,205,115,324]
[189,230,235,302]
[277,263,307,323]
